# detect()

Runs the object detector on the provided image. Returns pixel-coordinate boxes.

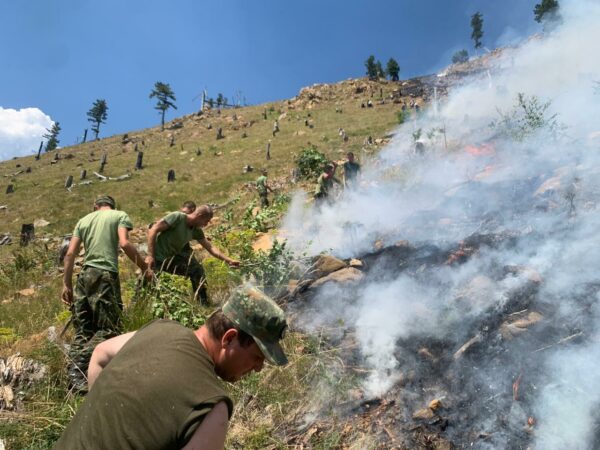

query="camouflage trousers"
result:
[259,192,269,208]
[68,266,122,389]
[156,251,208,305]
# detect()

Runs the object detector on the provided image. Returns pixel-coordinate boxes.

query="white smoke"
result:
[285,0,600,446]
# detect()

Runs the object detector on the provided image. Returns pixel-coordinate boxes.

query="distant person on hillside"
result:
[343,152,361,189]
[256,169,274,208]
[55,286,289,449]
[314,162,341,208]
[146,205,239,305]
[61,195,151,392]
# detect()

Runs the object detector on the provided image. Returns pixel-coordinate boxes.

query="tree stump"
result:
[20,223,34,246]
[196,148,202,156]
[216,128,224,140]
[65,175,74,189]
[169,136,175,147]
[35,141,43,161]
[266,141,271,160]
[167,169,176,183]
[135,152,144,170]
[80,169,87,180]
[6,184,14,194]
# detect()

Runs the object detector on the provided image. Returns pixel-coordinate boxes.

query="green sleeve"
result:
[118,212,133,230]
[72,220,82,239]
[162,211,182,228]
[192,228,205,241]
[180,397,234,445]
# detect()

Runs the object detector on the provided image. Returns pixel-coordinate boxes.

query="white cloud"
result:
[0,107,54,161]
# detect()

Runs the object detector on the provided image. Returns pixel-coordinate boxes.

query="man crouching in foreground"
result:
[55,286,288,450]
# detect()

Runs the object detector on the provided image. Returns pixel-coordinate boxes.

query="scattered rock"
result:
[33,218,50,228]
[412,407,435,420]
[310,267,364,289]
[500,311,544,340]
[311,255,347,278]
[349,258,363,268]
[17,288,35,297]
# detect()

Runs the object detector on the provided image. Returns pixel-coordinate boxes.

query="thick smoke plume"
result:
[285,0,600,446]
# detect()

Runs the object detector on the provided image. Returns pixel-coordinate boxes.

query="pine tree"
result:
[43,122,61,151]
[86,99,108,140]
[375,60,385,79]
[534,0,559,24]
[365,55,378,80]
[386,58,400,81]
[216,93,224,108]
[470,12,484,51]
[149,81,177,131]
[452,49,469,64]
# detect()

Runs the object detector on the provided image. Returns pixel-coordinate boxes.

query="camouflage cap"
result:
[222,286,288,366]
[94,194,116,209]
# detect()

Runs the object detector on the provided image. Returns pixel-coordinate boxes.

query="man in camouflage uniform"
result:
[146,204,239,305]
[62,195,151,392]
[314,162,341,208]
[56,285,288,449]
[256,169,274,208]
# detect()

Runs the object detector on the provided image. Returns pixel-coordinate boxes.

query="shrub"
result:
[295,145,328,180]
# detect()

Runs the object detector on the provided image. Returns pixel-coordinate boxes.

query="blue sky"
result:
[0,0,540,160]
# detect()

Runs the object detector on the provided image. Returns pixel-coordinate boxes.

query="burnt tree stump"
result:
[216,128,224,140]
[65,175,74,189]
[167,169,176,182]
[80,169,87,180]
[20,223,34,246]
[135,152,144,170]
[6,184,14,194]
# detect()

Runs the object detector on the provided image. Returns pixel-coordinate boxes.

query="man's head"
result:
[189,204,213,227]
[346,152,355,162]
[94,195,116,210]
[207,286,288,382]
[261,169,268,176]
[325,163,336,175]
[181,200,196,214]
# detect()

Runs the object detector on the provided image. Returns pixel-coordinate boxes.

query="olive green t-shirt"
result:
[155,212,205,262]
[55,320,233,450]
[73,209,133,273]
[256,175,267,194]
[315,173,333,196]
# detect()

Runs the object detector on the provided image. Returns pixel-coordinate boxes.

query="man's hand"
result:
[61,285,73,306]
[226,259,240,268]
[144,255,155,269]
[143,267,155,282]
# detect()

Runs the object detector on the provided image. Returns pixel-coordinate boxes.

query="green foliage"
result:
[240,194,290,233]
[534,0,559,23]
[396,109,410,124]
[490,92,563,142]
[43,122,61,152]
[216,93,226,107]
[295,145,328,180]
[240,239,294,297]
[364,55,378,80]
[148,272,206,328]
[86,99,108,140]
[386,58,400,81]
[452,49,469,64]
[470,12,484,50]
[149,81,177,131]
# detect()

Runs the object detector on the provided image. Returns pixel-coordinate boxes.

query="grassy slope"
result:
[0,77,410,449]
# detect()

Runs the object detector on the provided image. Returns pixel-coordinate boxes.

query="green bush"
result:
[295,145,328,180]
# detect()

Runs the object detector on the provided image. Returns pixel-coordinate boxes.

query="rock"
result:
[433,439,453,450]
[310,267,364,289]
[311,255,347,278]
[429,399,443,410]
[0,385,14,410]
[17,288,35,297]
[349,258,363,268]
[412,407,435,420]
[33,218,50,228]
[500,311,544,340]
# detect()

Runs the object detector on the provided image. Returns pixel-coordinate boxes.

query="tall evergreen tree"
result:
[86,99,108,140]
[386,58,400,81]
[149,81,177,131]
[534,0,559,24]
[43,122,61,151]
[216,93,224,108]
[365,55,378,80]
[375,60,385,79]
[470,12,484,51]
[452,49,469,64]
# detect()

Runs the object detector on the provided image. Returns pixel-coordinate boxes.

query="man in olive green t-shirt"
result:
[55,286,289,450]
[62,195,151,392]
[256,169,273,208]
[146,204,239,305]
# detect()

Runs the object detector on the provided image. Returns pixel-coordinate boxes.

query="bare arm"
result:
[61,236,82,306]
[146,220,170,268]
[199,237,239,268]
[88,331,136,389]
[181,401,229,450]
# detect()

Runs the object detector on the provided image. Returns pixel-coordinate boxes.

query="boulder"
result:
[500,311,543,340]
[309,267,364,289]
[311,255,347,278]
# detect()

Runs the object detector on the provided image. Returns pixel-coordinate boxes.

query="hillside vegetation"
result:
[0,77,414,448]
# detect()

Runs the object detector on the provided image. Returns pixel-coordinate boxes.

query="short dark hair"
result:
[206,310,255,347]
[182,200,196,211]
